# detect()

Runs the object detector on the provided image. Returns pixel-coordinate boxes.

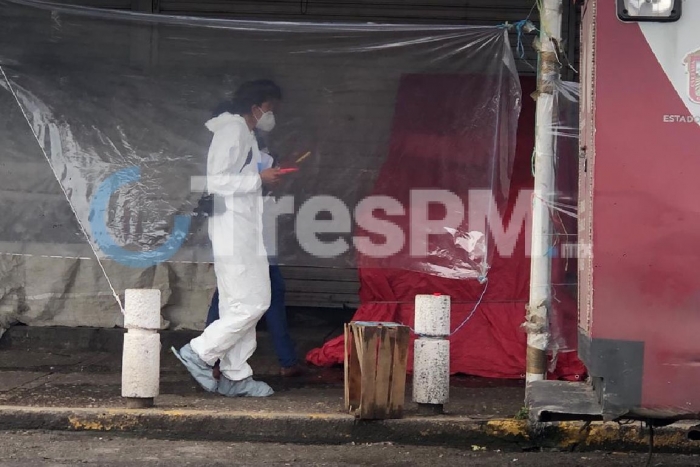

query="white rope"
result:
[0,66,124,311]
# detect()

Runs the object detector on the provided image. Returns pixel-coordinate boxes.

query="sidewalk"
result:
[0,326,698,453]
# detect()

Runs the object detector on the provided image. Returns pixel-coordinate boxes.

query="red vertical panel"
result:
[592,1,700,413]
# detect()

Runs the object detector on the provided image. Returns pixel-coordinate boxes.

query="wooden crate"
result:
[344,321,410,419]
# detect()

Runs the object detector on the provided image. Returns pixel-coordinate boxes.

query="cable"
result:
[0,66,124,311]
[514,19,538,60]
[646,421,655,467]
[366,298,517,305]
[526,0,538,22]
[515,20,527,59]
[534,194,578,219]
[449,279,489,337]
[400,279,489,338]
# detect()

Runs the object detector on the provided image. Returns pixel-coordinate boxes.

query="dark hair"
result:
[212,79,282,118]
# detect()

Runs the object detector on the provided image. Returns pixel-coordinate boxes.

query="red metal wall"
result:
[580,0,700,418]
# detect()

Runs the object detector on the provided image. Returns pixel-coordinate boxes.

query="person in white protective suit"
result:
[173,80,284,397]
[205,133,303,380]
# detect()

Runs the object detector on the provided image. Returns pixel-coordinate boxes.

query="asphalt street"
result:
[0,431,698,466]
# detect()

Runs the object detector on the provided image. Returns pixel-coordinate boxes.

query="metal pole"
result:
[526,0,563,385]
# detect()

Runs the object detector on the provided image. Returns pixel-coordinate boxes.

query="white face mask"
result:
[254,107,276,132]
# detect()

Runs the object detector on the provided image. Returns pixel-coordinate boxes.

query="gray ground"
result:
[0,431,698,467]
[0,348,524,418]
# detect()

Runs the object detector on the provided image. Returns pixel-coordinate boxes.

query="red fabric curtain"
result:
[306,75,586,380]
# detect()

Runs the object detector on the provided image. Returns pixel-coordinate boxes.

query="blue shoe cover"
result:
[171,344,218,393]
[217,375,274,397]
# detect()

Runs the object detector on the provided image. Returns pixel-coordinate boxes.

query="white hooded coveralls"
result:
[190,112,271,382]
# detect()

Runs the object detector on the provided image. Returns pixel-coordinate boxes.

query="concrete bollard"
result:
[413,294,450,414]
[122,289,161,408]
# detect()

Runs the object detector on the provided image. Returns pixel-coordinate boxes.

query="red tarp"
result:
[306,76,586,380]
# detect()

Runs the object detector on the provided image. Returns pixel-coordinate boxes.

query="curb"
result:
[0,405,698,452]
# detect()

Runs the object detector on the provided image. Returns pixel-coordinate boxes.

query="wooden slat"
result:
[159,0,537,24]
[162,0,537,7]
[279,266,359,283]
[344,324,351,409]
[285,279,359,295]
[373,326,394,418]
[53,0,132,8]
[389,325,410,417]
[358,325,379,419]
[53,0,560,78]
[344,324,361,413]
[286,291,360,308]
[353,325,366,373]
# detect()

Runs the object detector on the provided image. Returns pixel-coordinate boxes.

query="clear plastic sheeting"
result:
[0,0,520,282]
[354,72,521,280]
[546,81,580,363]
